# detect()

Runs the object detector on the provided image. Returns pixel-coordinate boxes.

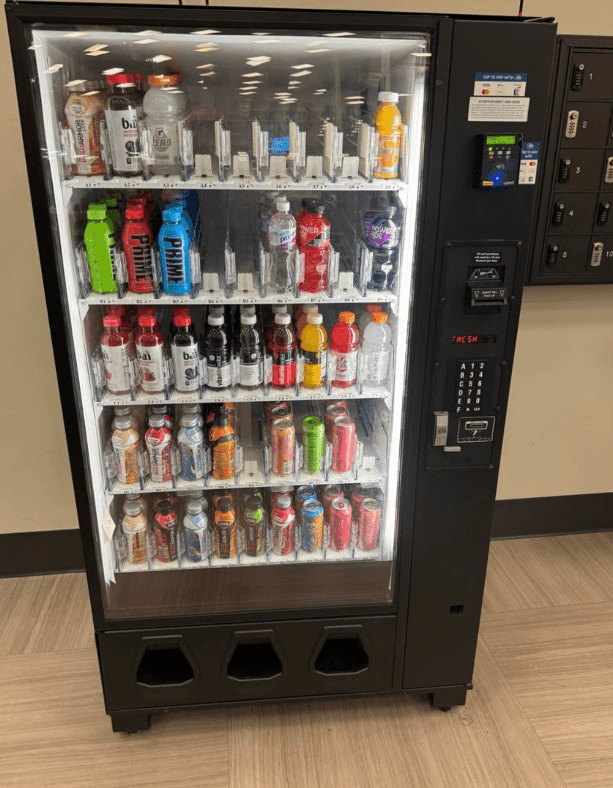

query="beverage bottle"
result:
[170,197,194,242]
[114,405,137,431]
[102,197,122,237]
[297,201,330,294]
[105,73,144,176]
[150,403,174,432]
[84,203,117,294]
[300,312,327,389]
[214,497,238,559]
[168,306,190,342]
[122,205,155,294]
[135,315,166,395]
[209,412,236,480]
[141,190,162,234]
[238,313,263,389]
[111,415,141,485]
[182,402,204,428]
[266,305,288,346]
[296,304,318,340]
[183,499,210,563]
[330,311,359,389]
[373,91,402,179]
[133,307,157,344]
[121,500,149,565]
[203,313,232,390]
[259,191,284,250]
[158,204,191,296]
[268,199,296,294]
[145,413,173,483]
[170,313,200,393]
[154,499,179,562]
[177,413,206,481]
[64,81,105,176]
[100,314,131,394]
[269,312,296,389]
[143,73,186,177]
[359,304,382,334]
[361,311,392,388]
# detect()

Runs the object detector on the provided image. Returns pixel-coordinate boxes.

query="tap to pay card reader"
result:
[474,133,522,188]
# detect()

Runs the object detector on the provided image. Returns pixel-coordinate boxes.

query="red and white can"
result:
[351,485,384,510]
[324,402,347,440]
[357,498,381,551]
[271,418,295,477]
[331,416,357,473]
[322,484,344,519]
[271,494,296,556]
[329,497,352,551]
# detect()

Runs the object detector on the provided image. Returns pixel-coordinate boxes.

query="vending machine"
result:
[6,2,557,732]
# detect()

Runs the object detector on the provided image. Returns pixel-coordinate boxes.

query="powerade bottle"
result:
[158,204,191,295]
[84,203,117,293]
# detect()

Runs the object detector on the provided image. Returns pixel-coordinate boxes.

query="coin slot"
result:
[449,604,464,615]
[136,644,194,687]
[226,640,283,681]
[314,635,369,675]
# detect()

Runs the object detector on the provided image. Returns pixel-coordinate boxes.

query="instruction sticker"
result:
[518,141,540,185]
[468,97,530,123]
[474,72,527,96]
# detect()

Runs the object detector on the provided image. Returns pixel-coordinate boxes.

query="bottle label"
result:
[66,95,104,176]
[101,342,131,393]
[136,343,165,393]
[146,429,172,482]
[272,349,296,387]
[112,432,139,484]
[180,429,205,480]
[270,227,296,249]
[239,355,263,387]
[374,133,401,176]
[298,220,330,248]
[303,348,327,387]
[362,216,401,249]
[206,350,232,388]
[185,512,210,561]
[363,348,391,385]
[126,231,154,290]
[333,349,358,383]
[105,108,143,173]
[150,122,180,165]
[161,235,190,292]
[171,342,199,391]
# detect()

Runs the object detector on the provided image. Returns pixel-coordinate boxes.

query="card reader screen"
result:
[486,135,516,145]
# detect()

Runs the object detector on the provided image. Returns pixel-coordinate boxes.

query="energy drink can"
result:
[301,499,324,553]
[357,498,382,551]
[294,485,317,518]
[324,402,347,440]
[271,418,295,477]
[331,416,357,473]
[302,416,325,474]
[329,497,352,551]
[322,485,344,520]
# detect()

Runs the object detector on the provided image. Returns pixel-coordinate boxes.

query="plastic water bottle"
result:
[268,199,296,294]
[361,312,392,388]
[143,73,186,177]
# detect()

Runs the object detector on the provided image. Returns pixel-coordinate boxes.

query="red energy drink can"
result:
[271,495,296,556]
[322,485,344,519]
[271,486,293,506]
[294,485,317,517]
[329,497,352,551]
[357,498,381,551]
[271,418,295,477]
[153,502,178,562]
[301,499,324,553]
[331,416,357,473]
[324,402,348,440]
[351,486,384,509]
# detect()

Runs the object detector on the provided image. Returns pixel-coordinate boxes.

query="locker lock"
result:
[546,244,559,267]
[606,157,613,185]
[571,63,585,91]
[558,158,571,183]
[597,202,611,226]
[591,242,604,267]
[552,203,566,225]
[565,110,579,139]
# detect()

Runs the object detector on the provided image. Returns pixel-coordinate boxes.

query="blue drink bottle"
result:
[158,205,191,295]
[170,198,193,241]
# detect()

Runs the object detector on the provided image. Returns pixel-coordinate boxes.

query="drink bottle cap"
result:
[138,315,156,328]
[151,404,168,414]
[107,73,141,85]
[240,305,256,314]
[339,311,355,324]
[174,315,191,327]
[306,313,323,325]
[241,313,257,325]
[125,493,141,500]
[172,198,187,209]
[138,307,155,318]
[123,500,142,517]
[275,199,290,212]
[366,304,382,314]
[189,494,208,510]
[272,305,288,314]
[108,305,125,316]
[275,313,291,325]
[128,196,148,207]
[125,205,145,221]
[276,495,291,509]
[149,414,166,428]
[87,203,107,221]
[67,80,104,93]
[378,91,399,103]
[313,203,325,215]
[372,312,389,323]
[129,73,144,84]
[172,305,189,315]
[162,205,183,223]
[182,403,200,414]
[114,406,130,416]
[247,495,262,509]
[186,500,203,515]
[103,315,122,328]
[157,500,172,515]
[148,73,182,87]
[103,197,118,208]
[303,304,318,313]
[208,315,224,326]
[181,414,198,428]
[217,497,233,513]
[113,416,132,430]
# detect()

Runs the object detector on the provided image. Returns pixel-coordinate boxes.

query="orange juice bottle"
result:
[374,91,402,180]
[301,312,328,389]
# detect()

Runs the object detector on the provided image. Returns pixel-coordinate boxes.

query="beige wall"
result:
[1,0,610,533]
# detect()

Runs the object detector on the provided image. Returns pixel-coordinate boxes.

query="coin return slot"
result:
[449,605,464,615]
[136,644,194,687]
[314,635,369,675]
[227,641,283,681]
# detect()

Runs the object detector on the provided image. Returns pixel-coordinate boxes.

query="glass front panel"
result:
[24,19,430,619]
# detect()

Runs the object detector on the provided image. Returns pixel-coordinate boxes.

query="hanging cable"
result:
[518,0,524,17]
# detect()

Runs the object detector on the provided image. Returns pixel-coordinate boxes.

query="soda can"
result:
[271,494,296,556]
[324,403,348,440]
[331,416,357,474]
[301,499,324,553]
[329,497,353,551]
[357,498,382,551]
[271,486,293,506]
[271,418,296,477]
[294,485,317,517]
[322,485,344,519]
[244,495,266,557]
[214,497,238,559]
[153,502,178,562]
[183,501,210,563]
[351,486,384,509]
[302,416,325,474]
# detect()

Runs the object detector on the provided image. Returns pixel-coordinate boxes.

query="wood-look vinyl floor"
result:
[1,531,613,787]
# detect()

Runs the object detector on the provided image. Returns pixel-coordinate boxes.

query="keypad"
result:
[455,360,487,414]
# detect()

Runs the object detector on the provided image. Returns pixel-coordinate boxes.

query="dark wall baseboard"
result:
[1,494,612,576]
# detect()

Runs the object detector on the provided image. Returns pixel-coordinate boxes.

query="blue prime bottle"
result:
[158,205,191,295]
[171,198,193,241]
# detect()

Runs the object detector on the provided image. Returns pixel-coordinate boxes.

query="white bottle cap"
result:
[303,304,318,313]
[241,313,257,325]
[272,305,288,314]
[113,416,132,430]
[306,313,323,324]
[208,315,224,326]
[276,199,290,212]
[378,91,399,103]
[240,305,256,314]
[181,414,198,428]
[275,313,291,325]
[148,414,166,428]
[123,500,142,517]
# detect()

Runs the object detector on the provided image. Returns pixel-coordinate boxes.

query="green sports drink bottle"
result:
[102,196,122,236]
[84,203,118,293]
